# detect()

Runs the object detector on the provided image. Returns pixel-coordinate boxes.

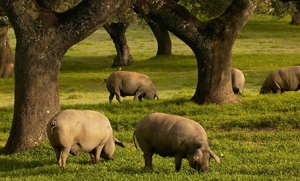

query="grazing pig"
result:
[46,109,125,168]
[260,66,300,94]
[105,71,159,104]
[133,113,221,172]
[231,67,245,95]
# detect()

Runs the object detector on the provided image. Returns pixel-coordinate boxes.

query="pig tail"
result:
[50,121,56,134]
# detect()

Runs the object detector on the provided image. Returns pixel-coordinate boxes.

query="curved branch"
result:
[57,0,136,48]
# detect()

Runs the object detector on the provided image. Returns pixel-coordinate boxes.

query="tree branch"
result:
[57,0,136,48]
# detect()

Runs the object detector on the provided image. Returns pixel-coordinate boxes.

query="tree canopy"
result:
[178,0,233,20]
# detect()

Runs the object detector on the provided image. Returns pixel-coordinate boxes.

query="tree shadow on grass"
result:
[60,54,196,74]
[0,151,112,178]
[61,97,193,131]
[62,96,191,111]
[0,156,51,172]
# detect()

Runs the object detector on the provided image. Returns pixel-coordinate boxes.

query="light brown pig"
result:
[47,109,125,168]
[260,66,300,94]
[231,67,245,95]
[105,71,159,104]
[133,113,220,172]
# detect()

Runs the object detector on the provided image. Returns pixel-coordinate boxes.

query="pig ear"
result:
[209,149,221,164]
[113,137,125,147]
[193,149,202,162]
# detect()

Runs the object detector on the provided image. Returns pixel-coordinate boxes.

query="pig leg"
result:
[61,148,71,168]
[139,143,154,169]
[90,144,105,164]
[116,94,122,103]
[133,91,143,102]
[109,93,115,104]
[272,89,281,94]
[273,83,282,94]
[89,152,96,164]
[138,96,143,102]
[53,147,62,167]
[175,154,183,172]
[143,152,153,169]
[114,90,122,103]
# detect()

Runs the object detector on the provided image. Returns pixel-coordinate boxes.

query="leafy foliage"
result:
[178,0,233,20]
[256,0,300,18]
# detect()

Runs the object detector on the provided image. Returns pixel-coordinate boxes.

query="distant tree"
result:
[290,2,300,25]
[0,8,14,78]
[269,0,300,25]
[103,8,136,68]
[146,18,172,55]
[104,8,173,68]
[0,0,135,154]
[256,0,300,25]
[0,18,14,78]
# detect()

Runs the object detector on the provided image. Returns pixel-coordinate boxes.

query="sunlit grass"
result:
[0,15,300,180]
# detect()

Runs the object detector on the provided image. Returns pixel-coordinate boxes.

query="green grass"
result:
[1,15,300,180]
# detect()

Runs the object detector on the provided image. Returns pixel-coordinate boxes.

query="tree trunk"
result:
[147,20,172,55]
[134,0,260,104]
[3,36,62,154]
[0,0,136,154]
[0,20,14,78]
[291,5,300,26]
[290,14,300,25]
[103,22,134,68]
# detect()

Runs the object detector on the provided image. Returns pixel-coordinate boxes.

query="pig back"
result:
[106,71,155,96]
[135,113,207,156]
[231,68,245,86]
[47,109,112,149]
[262,66,300,91]
[277,66,300,90]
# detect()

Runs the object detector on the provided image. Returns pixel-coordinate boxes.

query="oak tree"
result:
[134,0,260,104]
[0,0,136,154]
[0,18,14,78]
[103,8,136,68]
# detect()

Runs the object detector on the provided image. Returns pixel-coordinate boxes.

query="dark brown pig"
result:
[260,66,300,94]
[47,109,125,168]
[104,71,159,104]
[133,113,220,172]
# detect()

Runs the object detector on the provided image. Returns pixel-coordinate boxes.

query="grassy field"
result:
[0,15,300,180]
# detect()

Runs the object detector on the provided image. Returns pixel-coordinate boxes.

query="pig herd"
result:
[47,66,300,172]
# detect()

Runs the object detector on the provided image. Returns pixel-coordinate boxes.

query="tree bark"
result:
[134,0,260,104]
[291,2,300,25]
[0,20,14,78]
[0,0,136,154]
[147,20,172,55]
[291,13,300,25]
[103,22,134,68]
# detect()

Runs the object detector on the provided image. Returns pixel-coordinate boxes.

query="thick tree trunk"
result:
[0,0,136,154]
[134,0,259,104]
[0,20,14,78]
[147,20,172,55]
[291,13,300,25]
[103,22,133,68]
[2,38,62,153]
